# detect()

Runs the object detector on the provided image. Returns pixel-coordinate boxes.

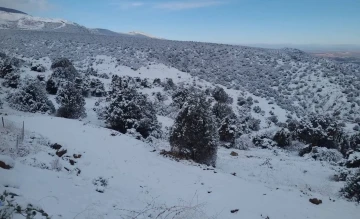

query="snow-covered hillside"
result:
[0,7,161,38]
[0,52,360,218]
[0,10,90,33]
[0,8,360,218]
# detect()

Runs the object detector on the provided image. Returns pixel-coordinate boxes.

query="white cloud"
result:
[0,0,52,12]
[154,0,223,10]
[110,1,145,9]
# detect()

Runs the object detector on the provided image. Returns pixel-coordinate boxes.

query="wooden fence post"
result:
[1,117,4,128]
[22,121,25,141]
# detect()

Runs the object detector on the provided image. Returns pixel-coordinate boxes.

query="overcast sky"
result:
[1,0,360,46]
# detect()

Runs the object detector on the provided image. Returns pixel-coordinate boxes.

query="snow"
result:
[0,11,72,25]
[0,154,15,168]
[0,25,360,218]
[128,31,162,39]
[0,111,358,218]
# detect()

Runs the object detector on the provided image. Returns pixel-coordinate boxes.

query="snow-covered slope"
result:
[0,10,89,33]
[0,7,161,38]
[0,48,359,218]
[128,31,162,39]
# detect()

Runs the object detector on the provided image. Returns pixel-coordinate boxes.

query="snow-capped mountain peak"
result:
[0,8,89,33]
[128,31,162,39]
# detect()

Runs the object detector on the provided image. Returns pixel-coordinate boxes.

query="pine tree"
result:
[2,72,20,88]
[170,91,218,166]
[56,82,86,119]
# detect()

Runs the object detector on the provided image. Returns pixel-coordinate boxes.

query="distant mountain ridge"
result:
[0,7,160,39]
[0,7,27,15]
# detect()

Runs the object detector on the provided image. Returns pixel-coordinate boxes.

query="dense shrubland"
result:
[0,35,360,203]
[1,30,359,123]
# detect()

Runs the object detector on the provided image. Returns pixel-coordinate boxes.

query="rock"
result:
[231,172,237,176]
[75,168,81,176]
[230,151,238,156]
[69,159,76,165]
[73,154,82,159]
[0,155,15,170]
[230,209,239,213]
[51,143,62,150]
[31,64,45,72]
[309,198,322,205]
[299,145,312,156]
[0,160,11,169]
[56,149,67,157]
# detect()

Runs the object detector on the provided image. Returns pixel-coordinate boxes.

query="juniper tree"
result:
[7,78,55,113]
[56,82,86,119]
[212,86,229,103]
[105,76,160,138]
[170,91,218,166]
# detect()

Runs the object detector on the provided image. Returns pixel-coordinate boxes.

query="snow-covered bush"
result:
[341,169,360,202]
[305,146,343,162]
[235,135,254,150]
[7,78,55,113]
[46,77,58,94]
[212,102,234,123]
[2,72,20,88]
[267,115,279,124]
[0,64,14,78]
[212,86,229,103]
[30,64,46,72]
[163,78,176,91]
[293,114,344,150]
[171,86,191,109]
[105,83,160,138]
[218,115,238,148]
[155,92,167,102]
[345,152,360,168]
[246,117,261,131]
[273,128,291,147]
[89,78,106,97]
[37,74,45,81]
[140,78,152,88]
[46,58,80,94]
[253,133,277,148]
[237,96,246,106]
[56,82,86,119]
[51,58,79,81]
[253,106,262,113]
[170,91,218,166]
[108,75,137,96]
[349,133,360,152]
[153,78,161,86]
[0,191,51,219]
